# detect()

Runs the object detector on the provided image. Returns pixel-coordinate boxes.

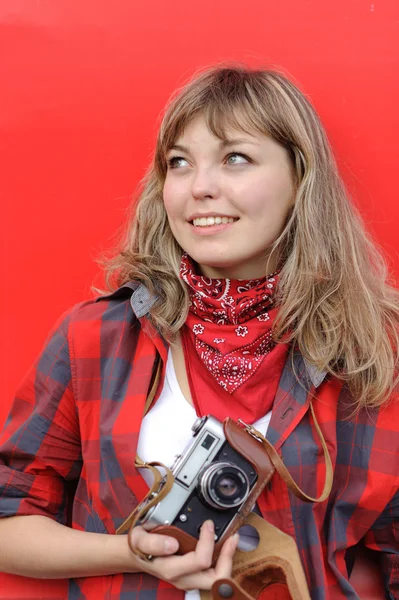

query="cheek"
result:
[162,180,171,208]
[256,170,294,213]
[162,180,183,218]
[162,188,176,221]
[244,181,294,225]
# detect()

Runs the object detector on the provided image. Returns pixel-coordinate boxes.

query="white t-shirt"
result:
[137,349,272,600]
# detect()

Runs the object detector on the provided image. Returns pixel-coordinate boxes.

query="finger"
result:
[214,533,240,578]
[176,533,240,590]
[150,520,217,581]
[129,526,179,557]
[190,519,216,571]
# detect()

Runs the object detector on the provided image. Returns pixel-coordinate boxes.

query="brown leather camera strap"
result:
[115,358,172,537]
[115,459,174,536]
[237,399,333,503]
[141,354,332,503]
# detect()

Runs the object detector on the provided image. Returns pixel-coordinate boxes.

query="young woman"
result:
[0,64,399,600]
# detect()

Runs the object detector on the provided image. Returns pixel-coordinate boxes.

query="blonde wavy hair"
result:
[99,63,399,410]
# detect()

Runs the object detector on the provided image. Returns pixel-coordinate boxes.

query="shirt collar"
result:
[98,282,328,388]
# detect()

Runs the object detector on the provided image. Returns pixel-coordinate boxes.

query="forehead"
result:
[173,113,263,146]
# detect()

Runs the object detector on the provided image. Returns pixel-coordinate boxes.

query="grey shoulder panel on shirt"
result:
[130,285,157,318]
[95,281,157,319]
[95,281,139,301]
[303,358,328,388]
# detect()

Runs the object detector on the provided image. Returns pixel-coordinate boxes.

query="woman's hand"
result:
[128,520,239,591]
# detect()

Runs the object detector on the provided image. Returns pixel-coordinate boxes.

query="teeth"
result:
[192,216,236,227]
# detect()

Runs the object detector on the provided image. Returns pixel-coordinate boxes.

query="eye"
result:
[225,152,250,165]
[166,156,189,169]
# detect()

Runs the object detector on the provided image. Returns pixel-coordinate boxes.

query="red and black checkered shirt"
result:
[1,282,399,599]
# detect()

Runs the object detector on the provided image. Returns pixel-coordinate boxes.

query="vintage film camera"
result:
[139,415,275,551]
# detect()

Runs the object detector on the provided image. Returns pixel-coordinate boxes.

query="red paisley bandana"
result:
[180,253,289,423]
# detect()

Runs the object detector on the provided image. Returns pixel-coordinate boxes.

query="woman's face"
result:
[163,114,295,279]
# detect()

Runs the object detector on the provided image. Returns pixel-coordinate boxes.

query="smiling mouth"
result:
[191,216,238,227]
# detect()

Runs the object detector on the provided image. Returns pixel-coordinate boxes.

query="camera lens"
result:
[199,462,250,510]
[217,475,239,497]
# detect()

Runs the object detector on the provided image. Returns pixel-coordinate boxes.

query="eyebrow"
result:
[169,137,260,153]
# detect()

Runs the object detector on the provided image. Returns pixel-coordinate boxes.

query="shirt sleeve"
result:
[363,487,399,599]
[0,310,82,524]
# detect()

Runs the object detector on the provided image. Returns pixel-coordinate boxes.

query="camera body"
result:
[140,415,259,542]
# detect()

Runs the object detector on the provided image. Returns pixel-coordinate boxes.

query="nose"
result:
[191,165,220,200]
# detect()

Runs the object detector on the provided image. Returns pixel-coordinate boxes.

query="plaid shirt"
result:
[1,282,399,600]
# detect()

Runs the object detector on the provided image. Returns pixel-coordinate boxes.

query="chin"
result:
[194,259,246,280]
[191,256,232,270]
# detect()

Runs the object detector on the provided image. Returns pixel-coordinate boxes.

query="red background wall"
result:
[1,0,399,431]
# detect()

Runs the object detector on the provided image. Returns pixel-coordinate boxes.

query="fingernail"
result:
[164,538,179,553]
[205,520,214,533]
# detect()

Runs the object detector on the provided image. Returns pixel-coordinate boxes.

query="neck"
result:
[197,264,275,281]
[196,255,279,280]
